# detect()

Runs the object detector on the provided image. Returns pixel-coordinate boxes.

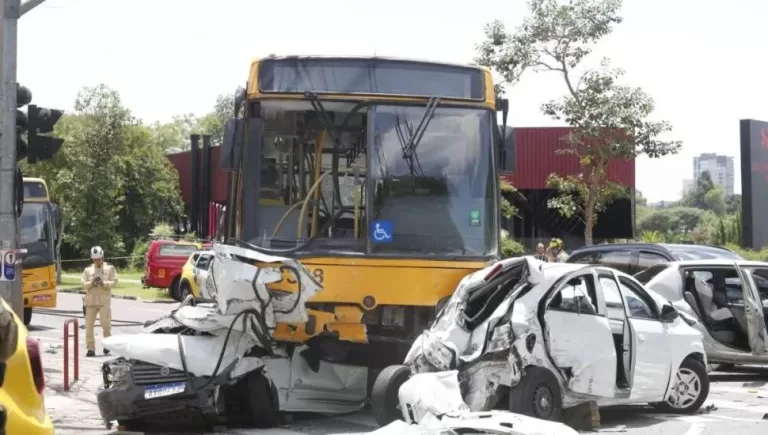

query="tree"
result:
[703,187,726,215]
[668,207,704,236]
[476,0,681,244]
[24,85,185,260]
[499,179,526,257]
[682,170,715,209]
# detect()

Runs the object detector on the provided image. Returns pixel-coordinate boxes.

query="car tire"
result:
[179,282,191,301]
[653,356,709,414]
[23,307,32,326]
[508,366,564,421]
[246,371,279,428]
[371,364,411,427]
[169,277,182,302]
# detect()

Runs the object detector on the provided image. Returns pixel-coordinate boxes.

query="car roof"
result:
[665,259,768,267]
[570,242,739,258]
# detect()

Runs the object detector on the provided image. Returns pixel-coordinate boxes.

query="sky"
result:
[16,0,768,202]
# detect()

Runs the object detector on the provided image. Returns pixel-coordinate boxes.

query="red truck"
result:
[141,240,203,300]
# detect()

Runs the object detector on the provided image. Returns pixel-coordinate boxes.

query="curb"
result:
[57,288,173,303]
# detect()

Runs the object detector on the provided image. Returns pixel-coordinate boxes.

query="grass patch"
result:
[59,276,171,301]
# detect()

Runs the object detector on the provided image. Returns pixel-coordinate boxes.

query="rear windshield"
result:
[158,244,198,257]
[634,264,671,284]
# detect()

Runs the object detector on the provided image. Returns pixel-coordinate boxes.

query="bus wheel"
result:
[23,308,32,326]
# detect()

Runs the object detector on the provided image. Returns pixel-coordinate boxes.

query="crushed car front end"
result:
[95,242,363,431]
[97,357,237,428]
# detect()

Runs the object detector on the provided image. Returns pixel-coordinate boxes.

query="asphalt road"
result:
[28,293,768,434]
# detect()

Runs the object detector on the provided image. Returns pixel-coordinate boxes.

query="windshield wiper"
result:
[395,97,440,179]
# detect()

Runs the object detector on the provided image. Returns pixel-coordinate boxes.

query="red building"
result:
[167,127,636,249]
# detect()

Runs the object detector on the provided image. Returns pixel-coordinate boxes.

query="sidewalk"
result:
[38,331,116,434]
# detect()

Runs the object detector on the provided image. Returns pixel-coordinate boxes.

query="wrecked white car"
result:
[638,260,768,368]
[371,257,710,427]
[96,243,368,431]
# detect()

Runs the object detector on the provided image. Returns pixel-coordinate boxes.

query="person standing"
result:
[534,243,549,262]
[81,246,118,357]
[548,238,570,263]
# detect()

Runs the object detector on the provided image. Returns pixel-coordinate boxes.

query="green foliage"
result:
[476,0,680,245]
[500,179,520,219]
[703,187,726,215]
[638,207,703,242]
[24,85,185,259]
[150,223,176,238]
[501,234,527,258]
[639,231,664,243]
[129,238,150,270]
[546,173,628,225]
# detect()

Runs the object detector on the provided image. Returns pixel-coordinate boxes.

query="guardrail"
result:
[63,318,79,391]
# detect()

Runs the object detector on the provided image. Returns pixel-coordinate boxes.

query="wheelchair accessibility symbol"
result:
[371,220,393,244]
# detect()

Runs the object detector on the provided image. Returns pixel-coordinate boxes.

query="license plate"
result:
[143,382,186,400]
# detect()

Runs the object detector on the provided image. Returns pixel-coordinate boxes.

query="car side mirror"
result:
[661,304,679,323]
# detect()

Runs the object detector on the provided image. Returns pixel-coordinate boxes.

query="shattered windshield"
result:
[369,105,497,257]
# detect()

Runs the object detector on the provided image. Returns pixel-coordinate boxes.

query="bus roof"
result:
[247,55,496,107]
[22,177,50,202]
[250,55,492,74]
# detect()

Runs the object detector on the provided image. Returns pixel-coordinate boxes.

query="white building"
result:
[681,178,694,197]
[693,153,735,196]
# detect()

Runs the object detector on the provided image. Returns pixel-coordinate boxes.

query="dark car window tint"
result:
[596,250,633,274]
[636,252,667,272]
[568,252,600,265]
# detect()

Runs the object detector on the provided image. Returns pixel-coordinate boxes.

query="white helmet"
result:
[90,246,104,259]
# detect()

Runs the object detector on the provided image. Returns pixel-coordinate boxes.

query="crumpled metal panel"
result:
[103,331,258,378]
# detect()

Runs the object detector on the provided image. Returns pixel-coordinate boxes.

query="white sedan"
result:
[371,257,710,427]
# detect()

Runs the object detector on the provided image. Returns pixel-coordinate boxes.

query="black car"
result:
[566,243,744,276]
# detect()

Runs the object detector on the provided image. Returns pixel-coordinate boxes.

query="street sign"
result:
[0,250,16,281]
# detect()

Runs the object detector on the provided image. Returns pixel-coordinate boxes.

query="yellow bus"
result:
[20,178,58,325]
[221,55,512,366]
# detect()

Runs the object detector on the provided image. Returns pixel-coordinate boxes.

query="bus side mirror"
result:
[220,118,244,171]
[499,126,516,173]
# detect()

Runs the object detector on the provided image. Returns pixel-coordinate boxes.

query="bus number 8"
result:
[312,269,324,283]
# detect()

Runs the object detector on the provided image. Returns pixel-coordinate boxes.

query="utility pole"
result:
[0,0,48,316]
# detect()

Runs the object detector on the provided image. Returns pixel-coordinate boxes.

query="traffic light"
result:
[15,83,65,164]
[16,84,31,161]
[27,105,64,164]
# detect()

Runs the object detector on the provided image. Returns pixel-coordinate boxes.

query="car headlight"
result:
[104,362,131,386]
[486,323,513,353]
[422,331,457,371]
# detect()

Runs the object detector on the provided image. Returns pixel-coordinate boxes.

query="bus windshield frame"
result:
[20,202,56,269]
[247,99,499,260]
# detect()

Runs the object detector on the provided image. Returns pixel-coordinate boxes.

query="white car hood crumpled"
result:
[102,243,322,377]
[372,371,577,435]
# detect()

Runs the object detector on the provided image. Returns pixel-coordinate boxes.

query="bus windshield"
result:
[369,105,496,256]
[21,202,55,268]
[249,101,498,258]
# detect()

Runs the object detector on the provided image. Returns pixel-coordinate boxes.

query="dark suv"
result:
[566,243,744,276]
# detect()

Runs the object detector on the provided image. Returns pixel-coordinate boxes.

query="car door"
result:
[736,264,768,354]
[194,254,212,288]
[616,275,673,401]
[543,271,617,398]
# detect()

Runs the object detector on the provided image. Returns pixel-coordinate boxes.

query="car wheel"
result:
[23,307,32,326]
[169,278,182,302]
[246,371,279,428]
[179,282,191,301]
[371,364,411,427]
[654,357,709,414]
[508,366,564,421]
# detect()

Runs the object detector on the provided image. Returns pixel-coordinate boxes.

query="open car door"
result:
[737,264,768,354]
[543,273,617,398]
